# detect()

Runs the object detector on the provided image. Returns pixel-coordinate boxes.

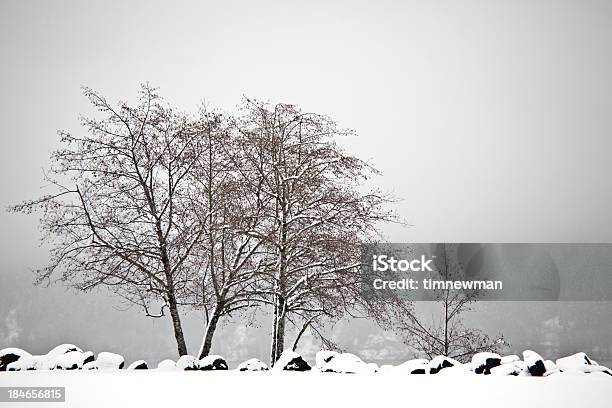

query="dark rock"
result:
[472,353,502,375]
[83,352,95,365]
[0,348,31,371]
[429,356,458,374]
[273,350,311,371]
[528,360,546,376]
[199,355,228,370]
[1,353,21,371]
[523,350,546,377]
[127,360,148,370]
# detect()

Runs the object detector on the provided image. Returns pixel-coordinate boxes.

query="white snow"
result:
[543,360,560,376]
[435,364,475,376]
[51,351,86,370]
[95,352,124,370]
[6,355,40,371]
[315,350,339,368]
[46,344,83,358]
[6,355,50,371]
[237,358,269,371]
[501,354,520,364]
[317,352,377,374]
[554,354,611,375]
[0,348,31,359]
[523,350,544,366]
[490,362,524,376]
[176,355,199,370]
[82,361,98,370]
[377,364,396,373]
[556,352,596,371]
[3,346,93,371]
[393,358,429,374]
[156,359,176,370]
[583,366,612,375]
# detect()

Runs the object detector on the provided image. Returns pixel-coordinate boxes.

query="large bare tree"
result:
[231,99,397,364]
[11,84,212,356]
[12,86,402,361]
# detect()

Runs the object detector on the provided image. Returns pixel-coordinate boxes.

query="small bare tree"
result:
[11,84,212,356]
[395,244,506,362]
[232,99,397,364]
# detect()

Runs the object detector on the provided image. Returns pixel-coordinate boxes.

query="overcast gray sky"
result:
[1,0,611,366]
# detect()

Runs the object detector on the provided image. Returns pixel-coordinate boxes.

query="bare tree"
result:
[231,99,397,364]
[11,84,211,356]
[188,110,270,358]
[394,244,506,362]
[11,86,403,361]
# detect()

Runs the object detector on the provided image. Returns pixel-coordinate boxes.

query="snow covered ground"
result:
[1,370,610,408]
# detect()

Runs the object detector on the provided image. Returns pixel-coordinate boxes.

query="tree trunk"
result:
[167,291,188,356]
[275,296,286,359]
[270,294,287,365]
[198,307,221,359]
[270,301,279,364]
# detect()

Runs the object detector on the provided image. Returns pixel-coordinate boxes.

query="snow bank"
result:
[3,369,611,408]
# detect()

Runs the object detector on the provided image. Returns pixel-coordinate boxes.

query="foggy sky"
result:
[1,0,611,366]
